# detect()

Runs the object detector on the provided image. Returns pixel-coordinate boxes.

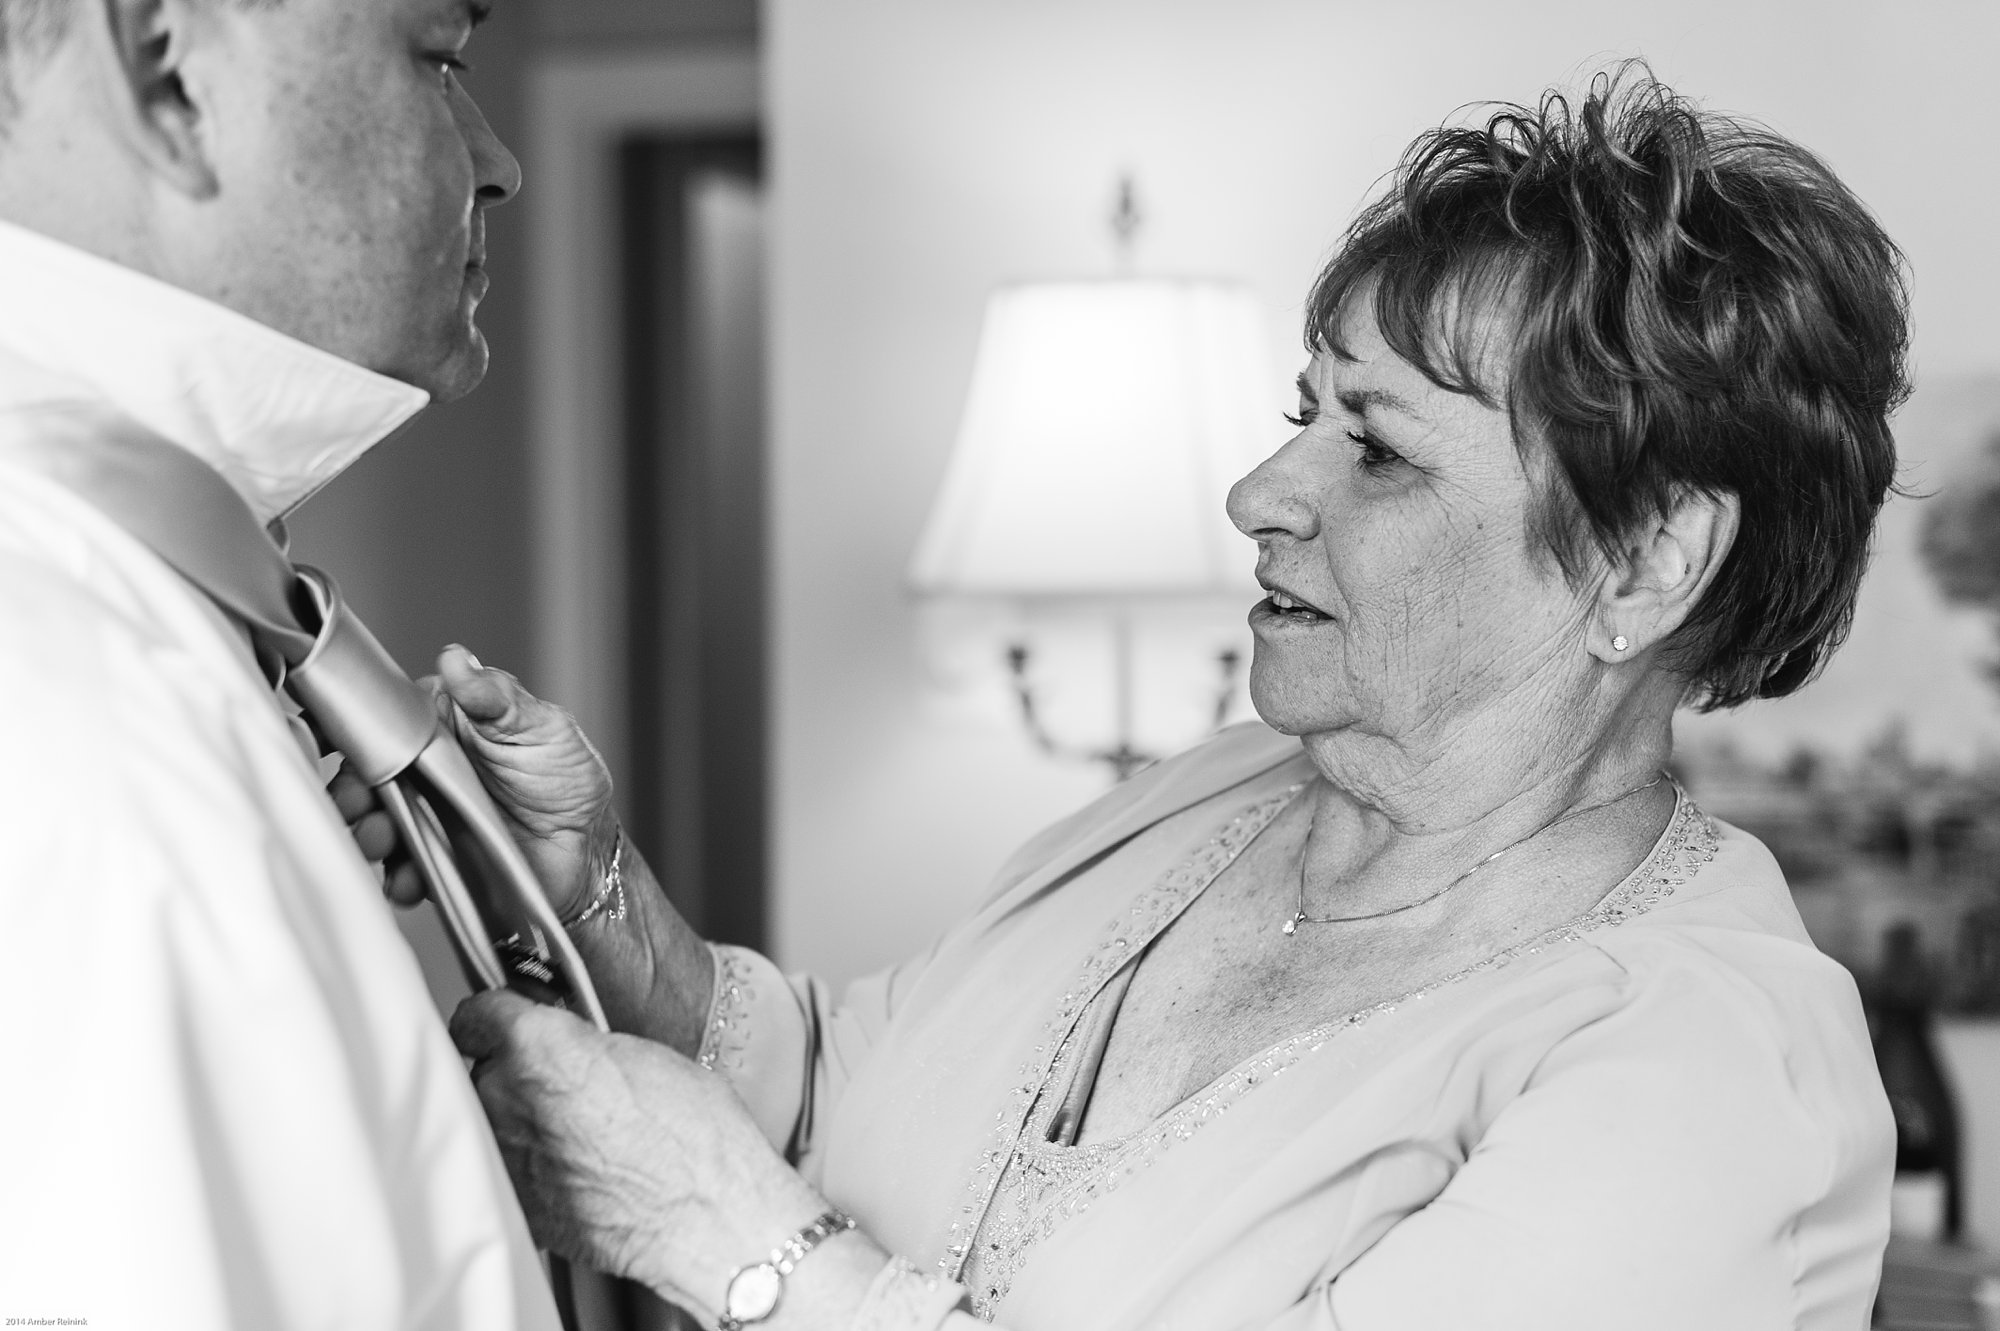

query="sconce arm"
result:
[1006,641,1158,780]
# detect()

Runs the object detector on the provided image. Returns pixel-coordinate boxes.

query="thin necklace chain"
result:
[1283,772,1668,935]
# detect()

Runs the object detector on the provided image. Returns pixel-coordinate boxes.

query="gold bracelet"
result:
[561,827,627,929]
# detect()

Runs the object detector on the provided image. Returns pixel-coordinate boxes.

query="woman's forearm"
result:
[566,823,715,1055]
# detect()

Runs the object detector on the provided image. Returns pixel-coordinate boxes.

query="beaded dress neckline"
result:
[952,781,1719,1318]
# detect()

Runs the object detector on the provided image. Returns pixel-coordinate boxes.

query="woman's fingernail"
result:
[464,651,483,671]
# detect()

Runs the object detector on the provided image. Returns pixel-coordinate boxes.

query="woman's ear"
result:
[88,0,219,199]
[1592,487,1741,662]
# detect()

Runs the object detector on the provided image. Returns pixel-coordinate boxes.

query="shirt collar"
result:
[0,218,430,523]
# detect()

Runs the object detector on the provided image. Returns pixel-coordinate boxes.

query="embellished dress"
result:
[699,724,1893,1330]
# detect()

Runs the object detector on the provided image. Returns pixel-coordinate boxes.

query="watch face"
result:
[726,1262,783,1323]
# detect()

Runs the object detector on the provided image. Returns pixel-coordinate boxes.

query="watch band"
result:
[718,1209,857,1331]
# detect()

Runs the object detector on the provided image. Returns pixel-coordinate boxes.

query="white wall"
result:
[766,0,2000,986]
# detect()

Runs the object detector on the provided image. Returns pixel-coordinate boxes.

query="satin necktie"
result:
[7,404,608,1030]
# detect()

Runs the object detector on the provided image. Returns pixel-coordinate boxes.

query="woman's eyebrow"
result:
[1336,386,1423,420]
[1294,372,1319,405]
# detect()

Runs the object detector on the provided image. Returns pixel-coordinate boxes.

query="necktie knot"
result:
[6,405,607,1029]
[285,566,438,786]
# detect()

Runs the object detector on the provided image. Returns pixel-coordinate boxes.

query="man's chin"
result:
[408,329,490,404]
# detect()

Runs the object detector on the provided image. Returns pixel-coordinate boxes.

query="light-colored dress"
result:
[706,723,1893,1330]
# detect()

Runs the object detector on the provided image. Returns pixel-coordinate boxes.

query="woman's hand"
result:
[332,646,721,1052]
[450,990,880,1324]
[329,645,615,919]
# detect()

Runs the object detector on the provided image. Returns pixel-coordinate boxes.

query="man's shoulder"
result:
[0,533,138,704]
[0,455,259,688]
[0,492,284,807]
[0,453,159,620]
[0,518,177,696]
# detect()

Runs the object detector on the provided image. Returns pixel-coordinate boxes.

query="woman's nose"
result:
[1227,447,1320,542]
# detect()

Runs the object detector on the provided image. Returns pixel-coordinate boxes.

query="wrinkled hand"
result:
[329,645,615,918]
[450,990,827,1318]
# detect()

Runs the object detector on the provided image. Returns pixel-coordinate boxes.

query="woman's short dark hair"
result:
[1308,64,1909,710]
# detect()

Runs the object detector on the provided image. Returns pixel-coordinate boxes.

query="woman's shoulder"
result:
[1576,916,1872,1073]
[1631,810,1818,941]
[1559,809,1882,1115]
[1457,799,1880,1122]
[1594,808,1865,1019]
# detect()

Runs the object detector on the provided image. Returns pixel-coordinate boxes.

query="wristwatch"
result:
[718,1209,858,1330]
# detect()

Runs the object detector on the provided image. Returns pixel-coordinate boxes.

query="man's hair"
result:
[0,0,66,117]
[0,0,278,123]
[0,0,63,46]
[1306,63,1910,711]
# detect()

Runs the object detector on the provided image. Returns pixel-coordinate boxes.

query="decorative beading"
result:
[955,787,1718,1318]
[698,943,761,1073]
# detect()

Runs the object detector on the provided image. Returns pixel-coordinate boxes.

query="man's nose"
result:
[1227,444,1320,542]
[457,89,523,206]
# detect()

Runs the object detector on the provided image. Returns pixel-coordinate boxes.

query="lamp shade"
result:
[909,279,1277,598]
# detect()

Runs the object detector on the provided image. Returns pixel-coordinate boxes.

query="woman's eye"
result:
[1283,406,1318,428]
[1348,431,1401,470]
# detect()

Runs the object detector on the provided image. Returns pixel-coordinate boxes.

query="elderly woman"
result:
[380,70,1905,1330]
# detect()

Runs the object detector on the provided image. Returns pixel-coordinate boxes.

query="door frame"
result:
[525,47,760,787]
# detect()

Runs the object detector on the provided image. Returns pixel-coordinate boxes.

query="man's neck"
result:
[0,218,428,521]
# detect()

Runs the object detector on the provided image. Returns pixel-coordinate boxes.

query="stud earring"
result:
[1612,635,1629,652]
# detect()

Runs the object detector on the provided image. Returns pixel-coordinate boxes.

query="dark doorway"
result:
[580,133,765,1331]
[618,134,767,954]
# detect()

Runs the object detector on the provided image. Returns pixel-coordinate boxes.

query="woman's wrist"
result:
[741,1227,886,1331]
[632,1171,875,1329]
[849,1256,972,1331]
[559,818,628,929]
[551,805,623,923]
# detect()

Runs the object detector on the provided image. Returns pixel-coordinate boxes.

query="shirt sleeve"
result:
[1307,943,1892,1331]
[697,940,942,1165]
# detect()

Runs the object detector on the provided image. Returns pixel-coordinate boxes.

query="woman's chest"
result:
[1076,919,1440,1142]
[1073,848,1553,1142]
[945,935,1621,1322]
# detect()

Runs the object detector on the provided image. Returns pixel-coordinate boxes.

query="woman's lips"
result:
[1253,589,1333,624]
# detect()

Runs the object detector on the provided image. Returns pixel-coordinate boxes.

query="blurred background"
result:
[286,0,2000,1313]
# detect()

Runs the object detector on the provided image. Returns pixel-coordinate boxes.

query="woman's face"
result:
[1227,301,1597,780]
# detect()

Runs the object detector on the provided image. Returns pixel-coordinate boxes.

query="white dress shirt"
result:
[0,220,560,1331]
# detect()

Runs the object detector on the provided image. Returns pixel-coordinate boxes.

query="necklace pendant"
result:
[1282,914,1299,936]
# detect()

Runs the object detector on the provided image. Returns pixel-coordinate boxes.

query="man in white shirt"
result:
[0,0,559,1327]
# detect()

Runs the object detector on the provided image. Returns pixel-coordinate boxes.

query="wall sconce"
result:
[908,275,1275,779]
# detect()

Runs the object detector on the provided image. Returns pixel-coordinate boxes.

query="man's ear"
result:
[89,0,218,200]
[1591,486,1741,662]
